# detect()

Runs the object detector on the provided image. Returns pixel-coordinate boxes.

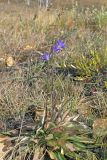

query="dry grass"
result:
[0,0,107,116]
[0,1,107,159]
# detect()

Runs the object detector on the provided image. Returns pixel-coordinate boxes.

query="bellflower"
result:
[41,52,51,61]
[56,39,65,49]
[52,45,61,53]
[52,39,65,53]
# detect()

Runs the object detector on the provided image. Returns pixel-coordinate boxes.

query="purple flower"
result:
[52,45,61,53]
[56,39,65,49]
[41,52,51,61]
[52,39,65,53]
